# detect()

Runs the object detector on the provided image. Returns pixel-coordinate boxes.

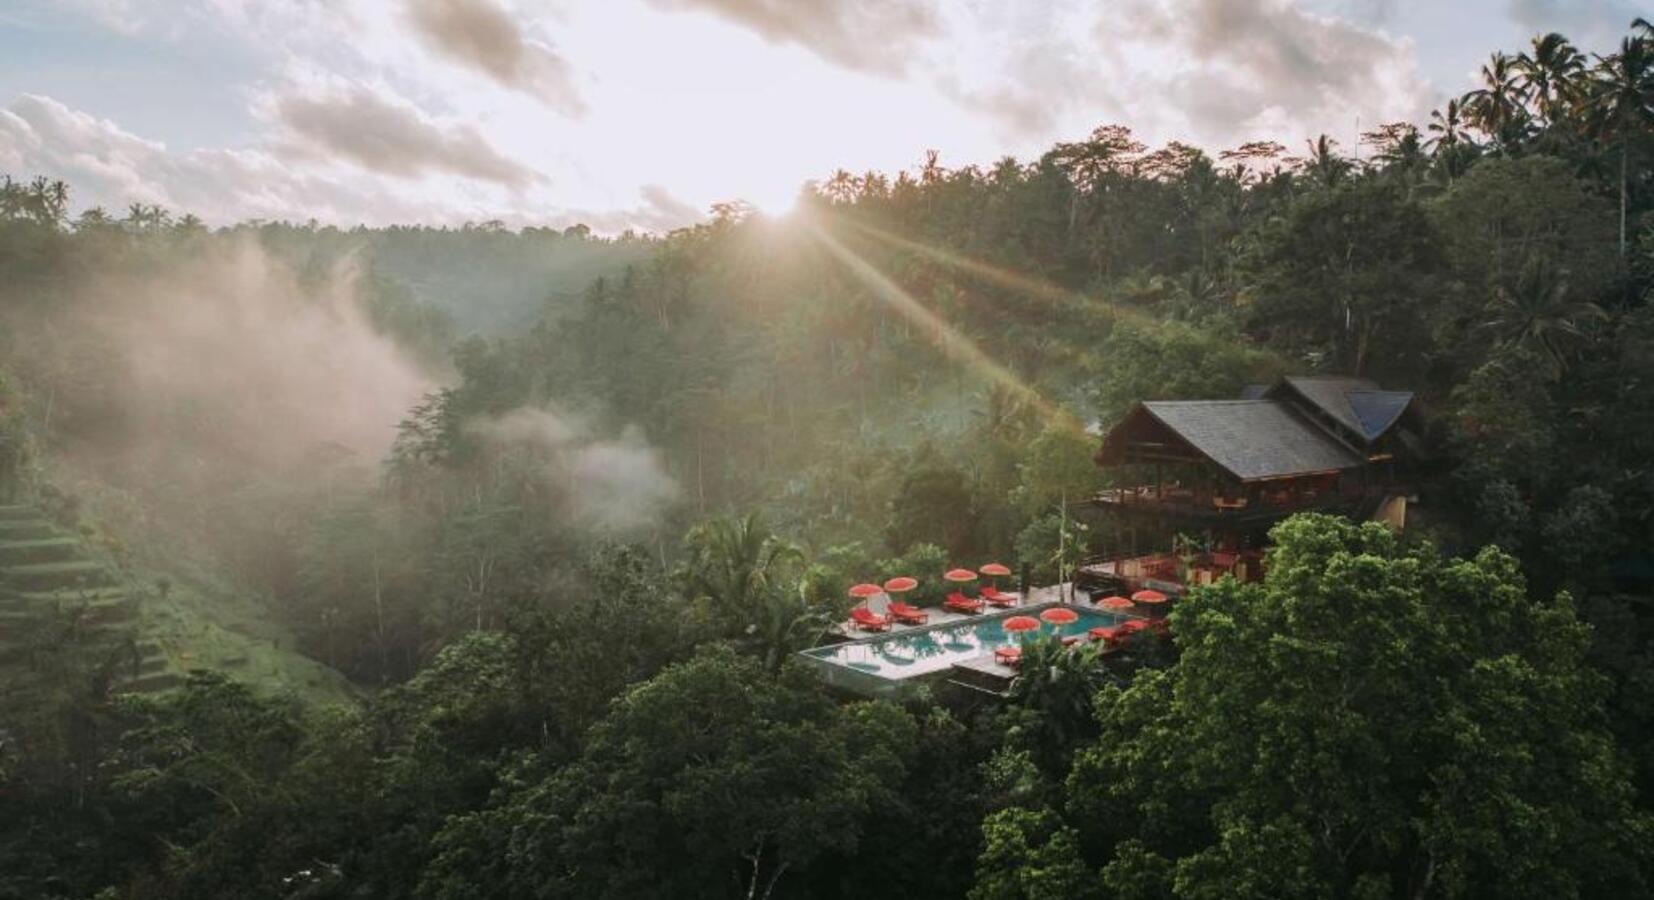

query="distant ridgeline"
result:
[246,221,656,332]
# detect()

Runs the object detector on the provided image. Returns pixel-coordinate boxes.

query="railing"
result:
[1087,483,1390,522]
[1080,549,1267,588]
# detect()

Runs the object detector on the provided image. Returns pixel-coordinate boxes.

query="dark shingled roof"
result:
[1276,376,1414,443]
[1348,390,1413,439]
[1139,400,1364,481]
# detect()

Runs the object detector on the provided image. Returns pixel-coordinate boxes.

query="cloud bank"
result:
[273,85,540,188]
[645,0,941,74]
[404,0,586,115]
[0,93,700,231]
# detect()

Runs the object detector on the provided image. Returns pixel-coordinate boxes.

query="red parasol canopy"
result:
[943,568,978,582]
[1096,595,1135,611]
[1117,618,1151,634]
[979,562,1012,577]
[1131,589,1169,604]
[883,576,918,593]
[1040,607,1079,625]
[1002,615,1040,633]
[848,583,883,598]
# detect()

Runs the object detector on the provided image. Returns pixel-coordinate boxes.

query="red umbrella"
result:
[979,562,1011,577]
[1002,615,1040,633]
[848,583,883,599]
[1132,589,1169,605]
[883,576,918,594]
[943,568,978,583]
[1096,595,1135,611]
[1040,607,1079,625]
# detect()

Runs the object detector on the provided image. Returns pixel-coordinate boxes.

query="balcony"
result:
[1083,481,1389,527]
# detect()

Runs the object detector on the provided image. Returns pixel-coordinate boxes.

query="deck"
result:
[829,582,1079,639]
[1084,484,1383,527]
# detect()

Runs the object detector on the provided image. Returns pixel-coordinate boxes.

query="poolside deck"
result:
[830,582,1083,639]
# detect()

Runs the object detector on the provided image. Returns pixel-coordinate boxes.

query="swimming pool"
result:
[803,603,1133,682]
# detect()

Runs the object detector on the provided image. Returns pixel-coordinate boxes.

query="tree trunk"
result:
[1620,143,1628,258]
[373,555,387,685]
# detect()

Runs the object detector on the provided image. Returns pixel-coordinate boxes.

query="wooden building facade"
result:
[1079,376,1421,593]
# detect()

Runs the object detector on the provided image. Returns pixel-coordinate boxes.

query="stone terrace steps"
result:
[0,519,58,540]
[2,560,114,592]
[0,503,170,694]
[0,504,44,521]
[14,585,130,603]
[0,537,84,566]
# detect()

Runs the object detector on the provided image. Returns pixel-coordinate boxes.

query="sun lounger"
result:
[979,586,1017,607]
[944,592,984,614]
[849,607,890,632]
[887,601,929,625]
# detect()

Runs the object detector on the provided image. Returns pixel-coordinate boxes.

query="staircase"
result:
[0,503,176,693]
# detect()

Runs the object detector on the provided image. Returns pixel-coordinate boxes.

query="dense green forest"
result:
[3,20,1654,900]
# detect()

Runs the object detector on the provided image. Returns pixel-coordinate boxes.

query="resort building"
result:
[1079,376,1421,594]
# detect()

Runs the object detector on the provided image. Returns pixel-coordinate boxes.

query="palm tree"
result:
[1584,36,1654,256]
[1006,635,1114,763]
[1479,260,1606,379]
[1427,98,1466,150]
[1516,32,1585,126]
[1297,134,1350,188]
[682,513,805,635]
[1464,52,1530,151]
[1426,99,1478,185]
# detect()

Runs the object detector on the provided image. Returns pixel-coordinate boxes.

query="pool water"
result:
[805,604,1133,680]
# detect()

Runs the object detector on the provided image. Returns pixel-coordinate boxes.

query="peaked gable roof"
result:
[1134,400,1364,481]
[1272,376,1414,444]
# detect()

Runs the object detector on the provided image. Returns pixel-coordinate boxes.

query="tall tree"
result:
[1464,52,1531,151]
[1516,32,1586,126]
[1586,36,1654,256]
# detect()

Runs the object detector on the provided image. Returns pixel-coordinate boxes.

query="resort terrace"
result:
[805,581,1169,700]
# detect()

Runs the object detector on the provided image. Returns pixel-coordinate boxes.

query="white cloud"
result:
[0,93,699,230]
[404,0,586,115]
[270,83,542,188]
[644,0,942,75]
[940,0,1432,152]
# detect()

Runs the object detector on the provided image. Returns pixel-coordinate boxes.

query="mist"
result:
[471,406,679,535]
[34,239,432,487]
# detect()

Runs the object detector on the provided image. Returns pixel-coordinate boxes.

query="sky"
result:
[0,0,1644,232]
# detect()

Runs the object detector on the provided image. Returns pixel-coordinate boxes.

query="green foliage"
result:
[1243,178,1443,378]
[1013,425,1101,516]
[876,541,949,605]
[971,807,1098,900]
[1015,511,1091,584]
[1086,320,1279,425]
[1060,514,1653,899]
[5,19,1654,900]
[422,648,919,899]
[886,443,979,555]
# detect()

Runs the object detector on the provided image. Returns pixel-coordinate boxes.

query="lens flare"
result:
[804,221,1081,433]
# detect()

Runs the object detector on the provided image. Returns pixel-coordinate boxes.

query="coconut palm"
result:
[1516,32,1586,126]
[1584,36,1654,256]
[682,513,806,638]
[1298,134,1350,188]
[1464,52,1531,151]
[1427,98,1467,150]
[1479,260,1607,379]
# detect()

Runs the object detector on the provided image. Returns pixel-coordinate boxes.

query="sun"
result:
[745,186,798,218]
